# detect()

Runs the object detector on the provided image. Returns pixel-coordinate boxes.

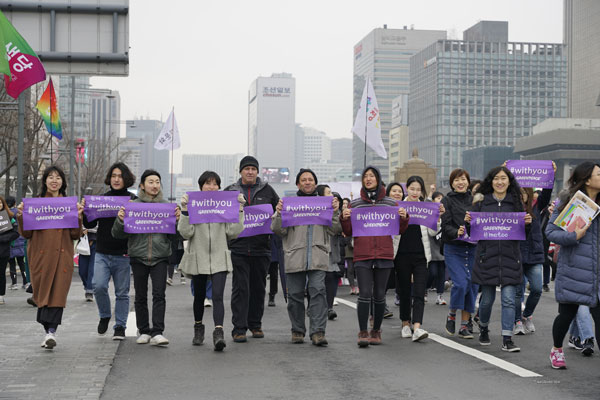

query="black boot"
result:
[213,327,226,351]
[268,294,275,307]
[192,323,205,345]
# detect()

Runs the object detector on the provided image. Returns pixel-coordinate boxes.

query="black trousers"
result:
[131,260,168,336]
[396,252,428,324]
[269,261,279,296]
[37,307,63,331]
[552,303,600,348]
[325,271,339,309]
[8,257,27,285]
[192,271,227,326]
[0,256,9,296]
[230,254,269,335]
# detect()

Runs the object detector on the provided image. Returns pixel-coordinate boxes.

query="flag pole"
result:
[363,77,368,169]
[170,107,174,202]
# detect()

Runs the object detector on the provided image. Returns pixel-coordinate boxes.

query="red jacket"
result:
[341,186,409,262]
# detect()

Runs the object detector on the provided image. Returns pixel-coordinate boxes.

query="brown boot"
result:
[357,330,370,348]
[369,329,382,345]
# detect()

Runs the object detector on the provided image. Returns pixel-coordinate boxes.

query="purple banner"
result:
[397,201,440,230]
[22,197,79,231]
[238,204,274,238]
[187,191,239,224]
[124,202,176,234]
[457,232,478,245]
[470,212,526,241]
[506,160,554,189]
[84,195,130,221]
[351,206,400,237]
[281,196,333,228]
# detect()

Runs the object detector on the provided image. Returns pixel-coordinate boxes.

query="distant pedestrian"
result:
[6,196,27,291]
[0,196,20,305]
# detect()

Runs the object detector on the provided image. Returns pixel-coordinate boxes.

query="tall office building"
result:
[564,0,600,118]
[248,72,296,189]
[89,88,121,167]
[181,153,244,188]
[331,138,353,163]
[58,76,91,138]
[126,119,171,197]
[409,21,567,186]
[352,26,446,181]
[302,127,331,164]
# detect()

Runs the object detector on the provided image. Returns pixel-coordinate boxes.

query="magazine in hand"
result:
[553,190,600,232]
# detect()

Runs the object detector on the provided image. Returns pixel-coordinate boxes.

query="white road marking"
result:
[334,297,542,378]
[125,312,137,337]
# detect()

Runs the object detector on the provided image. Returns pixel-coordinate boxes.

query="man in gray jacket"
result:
[271,169,341,346]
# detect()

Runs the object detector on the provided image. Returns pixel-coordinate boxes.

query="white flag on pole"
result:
[351,77,387,159]
[154,108,181,150]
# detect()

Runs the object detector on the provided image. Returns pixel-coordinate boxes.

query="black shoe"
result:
[213,327,226,351]
[328,309,337,320]
[26,284,33,294]
[383,306,393,319]
[445,315,456,335]
[582,338,595,356]
[193,323,205,345]
[268,294,275,307]
[458,326,474,339]
[467,317,474,334]
[113,326,126,340]
[568,335,583,350]
[26,296,36,307]
[97,317,110,335]
[543,284,550,292]
[479,326,491,346]
[501,339,520,352]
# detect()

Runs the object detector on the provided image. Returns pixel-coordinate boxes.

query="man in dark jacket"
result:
[225,156,280,342]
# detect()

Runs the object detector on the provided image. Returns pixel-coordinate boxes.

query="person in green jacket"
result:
[112,169,180,347]
[178,171,245,351]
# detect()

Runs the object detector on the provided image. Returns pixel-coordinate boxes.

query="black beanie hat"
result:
[239,155,259,172]
[140,169,161,184]
[295,168,318,185]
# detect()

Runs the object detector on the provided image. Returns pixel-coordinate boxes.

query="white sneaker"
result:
[401,325,412,338]
[204,298,212,307]
[436,295,447,305]
[166,278,173,286]
[150,334,169,346]
[180,276,186,285]
[136,334,151,344]
[333,298,339,306]
[524,316,535,333]
[0,296,4,305]
[44,333,56,350]
[9,284,18,290]
[513,320,526,335]
[412,328,429,342]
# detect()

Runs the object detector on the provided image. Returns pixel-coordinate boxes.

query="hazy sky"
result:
[91,0,563,172]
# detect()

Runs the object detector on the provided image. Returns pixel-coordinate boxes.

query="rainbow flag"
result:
[36,79,62,140]
[0,10,46,98]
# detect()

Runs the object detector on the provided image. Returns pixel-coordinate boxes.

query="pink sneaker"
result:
[550,347,566,369]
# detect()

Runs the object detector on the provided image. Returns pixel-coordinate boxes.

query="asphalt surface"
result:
[2,270,600,400]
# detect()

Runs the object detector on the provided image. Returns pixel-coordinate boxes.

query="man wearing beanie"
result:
[224,156,279,342]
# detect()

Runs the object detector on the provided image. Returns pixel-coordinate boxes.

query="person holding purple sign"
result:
[395,176,444,343]
[82,162,137,340]
[224,156,280,343]
[340,166,408,347]
[112,169,181,347]
[178,171,245,351]
[16,166,83,350]
[467,166,532,352]
[271,169,341,346]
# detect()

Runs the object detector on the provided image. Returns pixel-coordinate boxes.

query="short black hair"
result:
[140,169,161,185]
[316,184,330,196]
[198,171,221,189]
[5,195,16,208]
[105,162,136,188]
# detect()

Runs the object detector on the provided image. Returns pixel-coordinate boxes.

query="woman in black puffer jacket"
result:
[467,166,531,352]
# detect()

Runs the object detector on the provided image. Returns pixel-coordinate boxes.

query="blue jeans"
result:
[569,305,594,340]
[479,284,517,337]
[515,263,542,321]
[93,253,131,330]
[443,244,478,313]
[78,241,96,293]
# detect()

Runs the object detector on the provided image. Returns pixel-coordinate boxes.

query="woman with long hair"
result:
[467,166,531,352]
[386,182,405,307]
[16,166,83,349]
[546,161,600,369]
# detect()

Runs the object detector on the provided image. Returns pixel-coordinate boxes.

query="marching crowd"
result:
[1,155,599,371]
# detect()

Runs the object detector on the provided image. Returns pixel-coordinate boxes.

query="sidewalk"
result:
[0,274,121,400]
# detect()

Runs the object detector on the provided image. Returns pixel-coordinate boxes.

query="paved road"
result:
[2,272,600,400]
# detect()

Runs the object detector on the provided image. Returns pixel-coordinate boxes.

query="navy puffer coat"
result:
[545,198,600,307]
[519,188,552,265]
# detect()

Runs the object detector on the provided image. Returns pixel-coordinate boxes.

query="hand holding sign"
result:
[117,207,125,222]
[180,194,189,211]
[16,202,23,218]
[398,207,407,219]
[524,213,532,225]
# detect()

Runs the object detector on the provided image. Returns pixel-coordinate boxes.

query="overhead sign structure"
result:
[0,0,129,76]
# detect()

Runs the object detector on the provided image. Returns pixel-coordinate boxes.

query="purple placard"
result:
[281,196,333,228]
[506,160,554,189]
[22,197,79,231]
[457,232,478,244]
[187,191,239,224]
[84,195,130,221]
[124,202,176,234]
[470,212,526,241]
[397,201,440,230]
[351,206,400,237]
[238,204,274,238]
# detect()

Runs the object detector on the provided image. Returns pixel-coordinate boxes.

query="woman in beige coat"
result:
[17,166,83,350]
[179,171,244,351]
